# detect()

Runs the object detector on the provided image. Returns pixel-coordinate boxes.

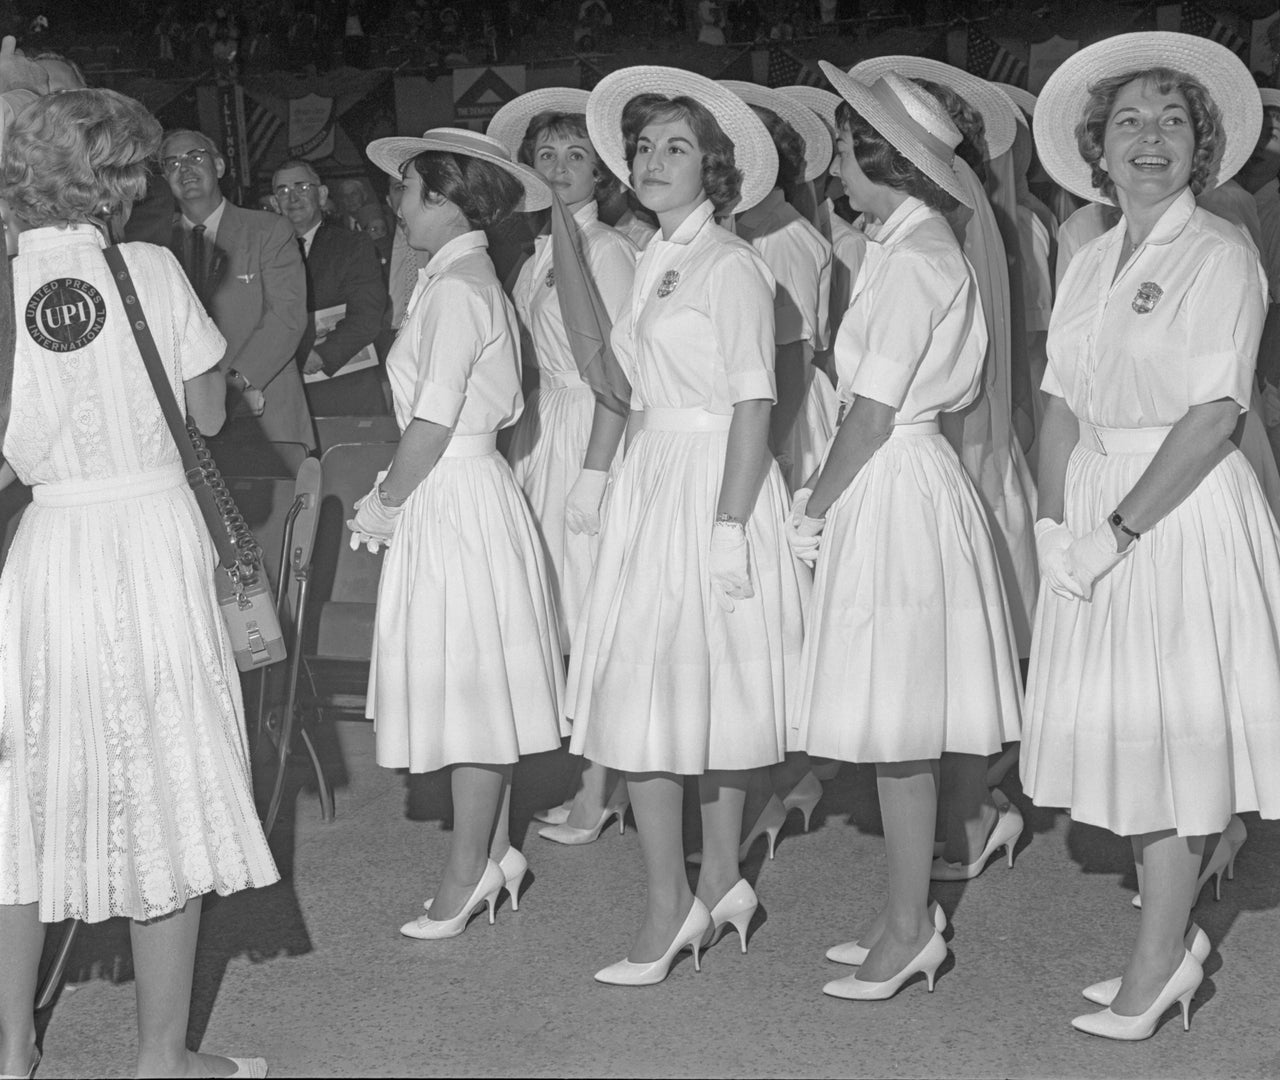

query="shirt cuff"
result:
[848,359,909,411]
[413,382,467,427]
[727,370,776,405]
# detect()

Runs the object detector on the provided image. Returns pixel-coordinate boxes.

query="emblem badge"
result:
[25,278,106,352]
[656,269,680,298]
[1131,281,1163,314]
[544,268,555,289]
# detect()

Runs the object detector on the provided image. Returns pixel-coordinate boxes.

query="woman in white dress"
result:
[568,66,807,984]
[1025,33,1280,1039]
[789,66,1022,1001]
[0,90,276,1079]
[486,89,638,847]
[356,128,566,940]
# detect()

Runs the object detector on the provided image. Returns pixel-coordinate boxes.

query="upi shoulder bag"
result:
[104,245,287,672]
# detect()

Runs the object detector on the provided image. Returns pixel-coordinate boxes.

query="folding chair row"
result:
[313,415,399,455]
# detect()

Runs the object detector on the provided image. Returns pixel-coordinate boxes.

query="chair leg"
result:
[299,725,335,823]
[35,920,81,1012]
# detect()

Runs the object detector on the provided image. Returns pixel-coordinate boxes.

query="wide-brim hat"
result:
[1261,88,1280,111]
[775,84,843,143]
[850,55,1018,159]
[366,127,552,212]
[486,87,591,159]
[819,62,973,209]
[996,83,1037,119]
[721,80,833,183]
[585,65,779,214]
[1035,32,1262,204]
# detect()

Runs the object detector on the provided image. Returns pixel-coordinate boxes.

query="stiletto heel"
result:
[931,789,1023,881]
[826,901,946,966]
[538,801,629,846]
[497,846,528,910]
[704,879,759,953]
[822,930,948,1001]
[1071,951,1203,1041]
[401,860,505,940]
[594,900,713,986]
[782,772,824,832]
[1082,924,1209,1006]
[1132,815,1247,909]
[687,795,788,865]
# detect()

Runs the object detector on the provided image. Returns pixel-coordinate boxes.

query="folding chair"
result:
[313,415,400,454]
[210,439,312,479]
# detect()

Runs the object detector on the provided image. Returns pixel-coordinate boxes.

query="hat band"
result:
[867,78,957,166]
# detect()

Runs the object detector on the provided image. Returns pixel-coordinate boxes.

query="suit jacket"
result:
[171,201,313,447]
[297,222,388,377]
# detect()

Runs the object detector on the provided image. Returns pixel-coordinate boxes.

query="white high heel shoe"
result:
[822,930,948,1001]
[401,860,505,940]
[533,801,572,826]
[594,900,712,986]
[704,879,758,953]
[687,796,789,866]
[1082,924,1210,1006]
[537,801,629,846]
[0,1050,40,1080]
[781,772,824,832]
[1132,814,1247,908]
[1071,950,1203,1041]
[825,902,947,966]
[930,789,1023,881]
[497,847,528,910]
[225,1059,269,1078]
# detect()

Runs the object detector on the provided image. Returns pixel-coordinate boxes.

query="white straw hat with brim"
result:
[996,82,1037,119]
[1034,32,1262,204]
[819,62,973,209]
[585,65,779,214]
[720,80,833,183]
[850,55,1018,159]
[486,87,591,159]
[366,127,552,212]
[1261,88,1280,110]
[776,84,843,143]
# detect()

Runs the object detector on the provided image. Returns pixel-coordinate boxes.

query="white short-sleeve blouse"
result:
[1044,189,1267,426]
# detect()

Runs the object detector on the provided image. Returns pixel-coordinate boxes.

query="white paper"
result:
[303,303,380,383]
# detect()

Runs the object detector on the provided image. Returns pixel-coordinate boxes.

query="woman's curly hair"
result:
[1076,68,1222,201]
[405,150,524,229]
[621,93,742,214]
[750,104,807,188]
[1,89,160,228]
[518,110,620,204]
[912,78,988,184]
[834,100,960,214]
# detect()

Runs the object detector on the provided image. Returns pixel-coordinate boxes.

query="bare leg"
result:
[857,760,940,983]
[429,763,508,919]
[488,770,512,863]
[736,767,773,846]
[132,897,238,1079]
[564,759,622,830]
[0,903,43,1077]
[626,772,694,963]
[769,751,813,799]
[696,771,748,909]
[1112,830,1205,1016]
[939,752,998,864]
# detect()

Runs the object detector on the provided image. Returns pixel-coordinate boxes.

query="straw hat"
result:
[850,55,1018,159]
[585,65,779,213]
[775,84,843,143]
[720,80,833,183]
[1034,32,1262,204]
[819,62,972,209]
[996,83,1037,119]
[486,87,591,159]
[366,127,552,212]
[1261,88,1280,110]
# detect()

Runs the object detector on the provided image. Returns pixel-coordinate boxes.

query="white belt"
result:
[33,464,187,507]
[442,433,499,458]
[1078,423,1172,455]
[541,370,587,391]
[641,408,734,432]
[887,420,940,438]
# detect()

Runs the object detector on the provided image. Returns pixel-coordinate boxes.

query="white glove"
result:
[347,470,404,554]
[1034,518,1086,601]
[1263,380,1280,428]
[565,468,609,536]
[709,520,753,612]
[1065,519,1132,600]
[784,488,826,566]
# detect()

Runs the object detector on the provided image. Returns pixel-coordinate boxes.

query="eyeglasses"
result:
[273,181,320,198]
[160,149,213,174]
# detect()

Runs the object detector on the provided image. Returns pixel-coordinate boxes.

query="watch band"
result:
[1109,511,1141,540]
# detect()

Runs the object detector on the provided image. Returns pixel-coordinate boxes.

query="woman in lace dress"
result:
[0,90,276,1079]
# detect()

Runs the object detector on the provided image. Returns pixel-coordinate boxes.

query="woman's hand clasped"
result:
[1064,520,1132,600]
[1034,518,1085,600]
[709,520,754,612]
[347,471,404,554]
[784,488,826,566]
[565,468,609,536]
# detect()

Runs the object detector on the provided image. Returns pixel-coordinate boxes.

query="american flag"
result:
[243,96,283,173]
[1180,1,1248,59]
[767,44,824,89]
[579,55,606,91]
[966,24,1028,89]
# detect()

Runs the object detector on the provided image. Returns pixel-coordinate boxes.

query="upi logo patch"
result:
[26,278,107,352]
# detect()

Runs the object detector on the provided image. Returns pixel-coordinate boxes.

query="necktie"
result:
[190,224,207,299]
[297,235,307,260]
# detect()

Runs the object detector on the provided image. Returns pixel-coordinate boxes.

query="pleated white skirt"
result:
[780,364,839,491]
[0,467,279,923]
[1022,440,1280,836]
[369,439,567,773]
[566,411,809,774]
[793,427,1023,763]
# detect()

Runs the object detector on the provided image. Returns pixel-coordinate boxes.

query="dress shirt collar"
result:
[423,229,488,280]
[1129,187,1198,249]
[18,222,104,254]
[865,196,928,245]
[572,199,600,227]
[300,221,321,256]
[181,197,226,243]
[655,199,716,246]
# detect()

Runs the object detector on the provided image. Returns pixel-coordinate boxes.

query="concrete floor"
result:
[28,719,1280,1079]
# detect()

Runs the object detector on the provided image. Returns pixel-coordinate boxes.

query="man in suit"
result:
[161,129,313,448]
[271,159,388,416]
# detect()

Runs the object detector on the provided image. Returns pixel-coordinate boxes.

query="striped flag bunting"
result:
[244,95,283,171]
[1180,1,1249,59]
[766,43,825,88]
[966,23,1028,88]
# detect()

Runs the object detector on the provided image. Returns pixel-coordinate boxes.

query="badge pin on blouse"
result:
[544,267,556,289]
[657,269,680,298]
[1131,281,1163,315]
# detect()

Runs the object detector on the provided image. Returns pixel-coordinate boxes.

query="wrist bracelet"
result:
[1109,511,1140,541]
[715,513,745,530]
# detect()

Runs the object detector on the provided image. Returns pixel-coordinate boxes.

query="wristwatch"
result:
[227,368,256,392]
[1109,511,1140,541]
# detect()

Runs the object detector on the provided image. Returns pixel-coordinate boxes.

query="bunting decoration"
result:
[967,24,1028,88]
[766,44,825,89]
[1181,1,1249,59]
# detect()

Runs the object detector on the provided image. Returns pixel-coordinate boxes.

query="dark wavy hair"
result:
[912,78,988,184]
[404,150,524,228]
[518,110,619,203]
[750,104,806,188]
[834,101,959,214]
[621,93,742,214]
[1076,68,1222,201]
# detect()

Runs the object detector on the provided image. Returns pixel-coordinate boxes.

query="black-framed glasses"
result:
[273,181,320,198]
[160,149,213,174]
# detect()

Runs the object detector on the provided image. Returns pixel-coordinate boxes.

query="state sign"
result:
[453,65,527,122]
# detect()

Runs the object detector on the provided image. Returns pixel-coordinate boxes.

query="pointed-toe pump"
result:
[0,1050,40,1080]
[1082,924,1210,1006]
[497,846,529,910]
[1071,950,1203,1041]
[822,930,948,1001]
[537,800,629,846]
[533,801,572,826]
[687,795,789,866]
[594,900,713,986]
[826,901,947,966]
[225,1059,269,1078]
[704,879,759,953]
[782,772,824,832]
[401,860,505,940]
[930,790,1023,882]
[1132,815,1248,909]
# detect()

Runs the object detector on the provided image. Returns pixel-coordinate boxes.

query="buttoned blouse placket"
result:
[1085,229,1146,422]
[517,235,555,346]
[629,210,711,346]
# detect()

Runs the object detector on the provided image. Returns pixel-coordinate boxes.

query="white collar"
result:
[655,200,716,246]
[423,230,488,279]
[182,197,226,234]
